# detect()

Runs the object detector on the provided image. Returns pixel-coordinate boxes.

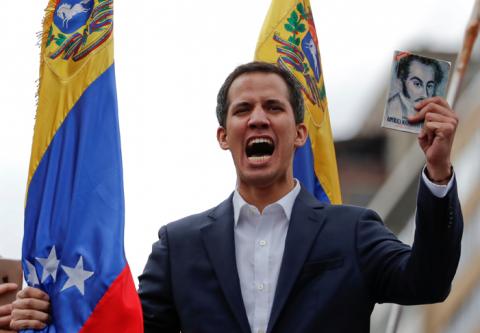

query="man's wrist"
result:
[425,164,453,185]
[422,166,455,198]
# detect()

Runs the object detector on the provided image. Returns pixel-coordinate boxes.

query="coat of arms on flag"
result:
[256,0,342,204]
[261,2,328,127]
[45,0,113,78]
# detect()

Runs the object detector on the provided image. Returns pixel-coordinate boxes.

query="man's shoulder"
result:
[295,187,377,226]
[163,208,215,235]
[325,203,371,215]
[323,203,379,226]
[161,194,233,235]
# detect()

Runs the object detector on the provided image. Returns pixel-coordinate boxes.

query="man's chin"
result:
[237,172,273,188]
[237,169,291,190]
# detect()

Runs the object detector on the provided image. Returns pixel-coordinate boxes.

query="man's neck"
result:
[237,178,296,213]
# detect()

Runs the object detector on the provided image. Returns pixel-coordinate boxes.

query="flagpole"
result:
[385,1,480,332]
[446,0,480,107]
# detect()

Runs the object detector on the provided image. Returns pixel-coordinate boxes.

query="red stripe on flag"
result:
[79,265,143,333]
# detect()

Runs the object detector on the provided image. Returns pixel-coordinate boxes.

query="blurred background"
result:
[0,0,479,332]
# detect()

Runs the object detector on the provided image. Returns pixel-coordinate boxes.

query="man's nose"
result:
[248,106,269,129]
[415,90,427,102]
[421,87,429,99]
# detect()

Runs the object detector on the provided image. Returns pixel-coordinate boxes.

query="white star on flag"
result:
[61,256,94,295]
[36,246,60,283]
[25,260,39,286]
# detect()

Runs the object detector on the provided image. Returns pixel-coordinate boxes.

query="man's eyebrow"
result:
[409,76,424,83]
[264,99,286,106]
[231,101,252,109]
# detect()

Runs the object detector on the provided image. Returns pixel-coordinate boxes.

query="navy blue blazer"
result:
[138,179,462,333]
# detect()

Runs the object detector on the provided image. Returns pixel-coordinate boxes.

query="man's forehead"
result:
[408,60,435,78]
[227,72,289,100]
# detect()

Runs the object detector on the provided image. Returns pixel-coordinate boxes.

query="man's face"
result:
[402,60,436,103]
[217,72,307,190]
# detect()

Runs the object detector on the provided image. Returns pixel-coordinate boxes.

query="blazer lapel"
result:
[267,188,327,333]
[201,195,251,333]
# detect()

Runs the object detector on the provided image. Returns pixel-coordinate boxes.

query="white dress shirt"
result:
[232,171,452,333]
[233,181,300,333]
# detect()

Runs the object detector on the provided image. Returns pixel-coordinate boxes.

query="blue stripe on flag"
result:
[293,136,331,203]
[23,64,126,332]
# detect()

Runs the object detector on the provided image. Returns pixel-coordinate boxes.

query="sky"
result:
[0,0,476,280]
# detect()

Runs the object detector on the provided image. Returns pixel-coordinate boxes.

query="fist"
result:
[408,97,458,184]
[10,287,51,330]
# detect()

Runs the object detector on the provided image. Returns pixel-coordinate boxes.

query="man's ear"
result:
[217,127,229,150]
[294,123,308,148]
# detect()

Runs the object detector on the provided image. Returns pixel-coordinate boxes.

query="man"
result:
[10,62,462,333]
[387,54,444,122]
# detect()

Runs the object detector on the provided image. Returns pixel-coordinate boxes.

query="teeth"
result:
[248,155,270,162]
[248,138,273,146]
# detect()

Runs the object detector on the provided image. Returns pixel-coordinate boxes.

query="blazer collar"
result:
[200,187,327,333]
[267,187,327,333]
[200,194,251,333]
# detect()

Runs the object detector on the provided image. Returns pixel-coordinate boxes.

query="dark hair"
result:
[397,54,444,85]
[216,61,304,127]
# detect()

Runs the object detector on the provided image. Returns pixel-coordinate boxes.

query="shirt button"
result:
[257,283,264,290]
[259,240,267,246]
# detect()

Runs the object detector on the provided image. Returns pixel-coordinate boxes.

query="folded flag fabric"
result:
[22,0,143,331]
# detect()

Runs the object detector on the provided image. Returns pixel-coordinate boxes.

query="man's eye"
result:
[234,109,248,115]
[269,105,283,111]
[410,78,423,88]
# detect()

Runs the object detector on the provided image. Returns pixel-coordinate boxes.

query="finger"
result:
[0,314,12,328]
[409,99,456,123]
[417,127,431,145]
[415,96,450,110]
[0,304,12,316]
[11,308,50,324]
[0,283,18,294]
[424,112,459,128]
[10,318,47,330]
[409,103,453,123]
[423,121,457,142]
[418,127,426,140]
[425,126,434,146]
[17,287,50,301]
[12,297,50,312]
[421,120,436,139]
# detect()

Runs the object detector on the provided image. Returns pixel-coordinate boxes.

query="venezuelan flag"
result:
[255,0,341,204]
[22,0,143,331]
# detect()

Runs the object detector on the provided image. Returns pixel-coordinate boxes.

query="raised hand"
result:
[408,97,458,184]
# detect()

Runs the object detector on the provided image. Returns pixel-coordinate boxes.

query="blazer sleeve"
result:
[138,226,181,333]
[356,177,463,305]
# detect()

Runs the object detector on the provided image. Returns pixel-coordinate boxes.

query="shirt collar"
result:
[232,180,301,225]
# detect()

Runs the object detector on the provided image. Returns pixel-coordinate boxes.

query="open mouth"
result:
[246,137,275,162]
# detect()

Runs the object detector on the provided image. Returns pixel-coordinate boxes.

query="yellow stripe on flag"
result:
[255,0,342,204]
[28,0,114,191]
